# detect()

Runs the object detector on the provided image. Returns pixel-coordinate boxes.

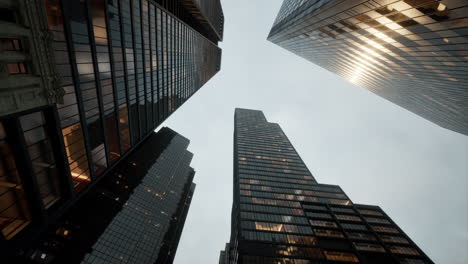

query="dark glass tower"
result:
[5,127,195,263]
[0,0,222,249]
[221,108,433,264]
[268,0,468,136]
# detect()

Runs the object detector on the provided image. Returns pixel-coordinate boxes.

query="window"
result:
[0,39,22,51]
[335,214,362,222]
[341,223,368,231]
[7,63,28,75]
[347,231,377,241]
[0,122,32,240]
[323,251,359,262]
[380,235,409,244]
[20,112,62,209]
[314,228,344,238]
[305,211,332,219]
[358,209,384,216]
[390,246,420,256]
[372,225,399,234]
[309,219,337,228]
[364,216,391,224]
[354,242,386,252]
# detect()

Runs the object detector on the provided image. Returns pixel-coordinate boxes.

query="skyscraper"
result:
[0,0,222,249]
[5,127,196,263]
[221,108,433,264]
[268,0,468,135]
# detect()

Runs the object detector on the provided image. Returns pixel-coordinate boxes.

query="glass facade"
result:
[43,0,222,192]
[268,0,468,136]
[1,0,223,258]
[221,108,433,264]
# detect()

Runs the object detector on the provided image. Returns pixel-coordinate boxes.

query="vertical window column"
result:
[107,0,131,153]
[142,0,153,132]
[90,0,121,165]
[63,0,108,177]
[121,0,140,145]
[150,4,159,126]
[45,0,91,192]
[132,0,146,136]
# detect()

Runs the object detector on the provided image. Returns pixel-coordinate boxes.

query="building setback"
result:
[0,0,222,260]
[268,0,468,136]
[221,108,433,264]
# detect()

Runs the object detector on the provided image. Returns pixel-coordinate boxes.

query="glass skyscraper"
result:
[5,127,196,263]
[221,108,433,264]
[0,0,222,250]
[268,0,468,136]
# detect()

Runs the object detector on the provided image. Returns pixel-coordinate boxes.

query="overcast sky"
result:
[164,1,468,263]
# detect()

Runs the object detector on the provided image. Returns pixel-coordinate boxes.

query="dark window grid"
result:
[239,177,318,191]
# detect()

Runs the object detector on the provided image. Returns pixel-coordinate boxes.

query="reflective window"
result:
[20,112,61,208]
[323,251,359,262]
[0,123,31,240]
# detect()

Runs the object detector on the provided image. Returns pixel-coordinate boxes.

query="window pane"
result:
[0,122,31,240]
[20,112,62,209]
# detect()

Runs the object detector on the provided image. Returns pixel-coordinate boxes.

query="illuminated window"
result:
[323,251,359,262]
[390,246,420,256]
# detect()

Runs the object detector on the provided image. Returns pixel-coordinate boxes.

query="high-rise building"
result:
[220,108,433,264]
[0,0,222,251]
[4,127,196,263]
[268,0,468,135]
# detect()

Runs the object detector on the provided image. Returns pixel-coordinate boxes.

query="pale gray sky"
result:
[165,1,468,263]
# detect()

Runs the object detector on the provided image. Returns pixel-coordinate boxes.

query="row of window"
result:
[241,230,317,246]
[238,179,340,195]
[241,220,313,235]
[240,203,304,216]
[238,153,302,163]
[240,212,308,225]
[239,190,352,206]
[239,172,315,184]
[239,164,310,176]
[239,183,347,199]
[239,160,309,173]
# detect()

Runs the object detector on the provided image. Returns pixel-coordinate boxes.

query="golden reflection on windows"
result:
[62,123,91,192]
[390,246,420,256]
